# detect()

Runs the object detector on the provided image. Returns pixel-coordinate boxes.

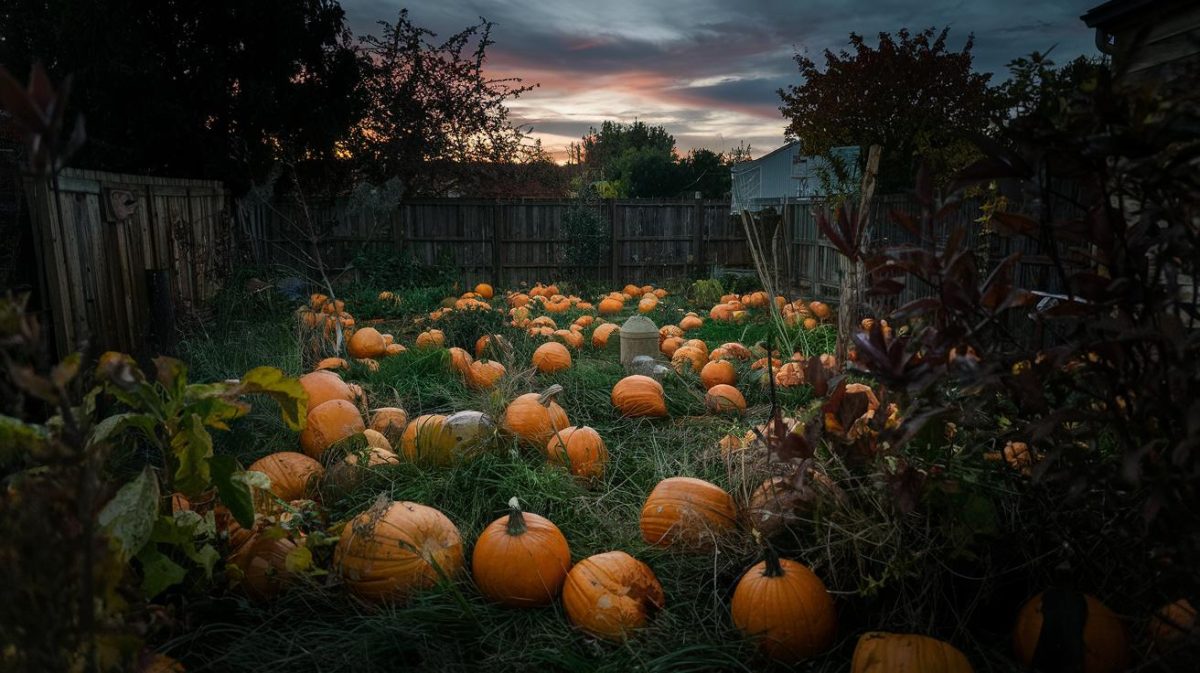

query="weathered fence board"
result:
[24,168,230,358]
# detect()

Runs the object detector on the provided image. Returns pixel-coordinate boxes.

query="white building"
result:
[730,142,860,213]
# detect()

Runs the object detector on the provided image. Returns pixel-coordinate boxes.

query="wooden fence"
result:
[240,194,1061,306]
[23,168,230,357]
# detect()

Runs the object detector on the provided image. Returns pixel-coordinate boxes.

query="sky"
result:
[341,0,1102,162]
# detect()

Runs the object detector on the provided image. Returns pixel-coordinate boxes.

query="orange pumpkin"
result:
[475,283,494,299]
[721,342,753,360]
[448,347,474,376]
[731,548,837,662]
[399,414,451,463]
[416,329,445,349]
[236,534,302,602]
[637,296,658,313]
[1148,599,1197,652]
[660,336,684,357]
[334,501,464,603]
[851,632,974,672]
[551,328,584,350]
[562,551,665,641]
[384,343,407,356]
[546,426,608,479]
[808,301,832,319]
[710,303,733,321]
[472,498,571,607]
[592,323,620,349]
[639,476,737,550]
[299,370,355,412]
[1012,589,1130,673]
[680,315,703,331]
[248,452,325,501]
[467,359,506,389]
[502,385,570,445]
[474,333,510,359]
[325,446,401,492]
[315,357,349,371]
[659,325,683,340]
[612,375,667,417]
[704,384,746,414]
[369,407,409,443]
[598,297,624,315]
[700,360,736,389]
[347,327,386,359]
[300,399,364,458]
[671,346,706,373]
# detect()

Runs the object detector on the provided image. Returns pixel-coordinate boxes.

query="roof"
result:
[1082,0,1166,27]
[731,140,798,170]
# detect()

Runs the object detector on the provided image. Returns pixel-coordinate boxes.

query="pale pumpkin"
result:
[334,500,464,603]
[562,551,665,641]
[472,497,571,607]
[731,549,837,662]
[400,414,449,463]
[639,476,737,550]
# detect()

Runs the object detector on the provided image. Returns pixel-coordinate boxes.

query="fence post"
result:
[608,198,619,285]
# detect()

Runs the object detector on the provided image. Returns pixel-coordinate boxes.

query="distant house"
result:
[1082,0,1200,84]
[729,142,860,214]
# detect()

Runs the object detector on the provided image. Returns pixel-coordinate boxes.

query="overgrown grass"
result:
[172,283,1056,673]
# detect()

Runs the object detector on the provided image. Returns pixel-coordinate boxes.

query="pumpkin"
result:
[503,385,570,446]
[623,284,643,297]
[475,283,494,299]
[300,399,365,458]
[299,370,355,412]
[808,301,831,319]
[325,446,401,492]
[448,347,474,375]
[416,329,445,349]
[475,333,510,359]
[637,296,658,313]
[334,500,464,603]
[248,452,325,501]
[639,476,737,549]
[744,472,845,537]
[533,342,573,374]
[472,497,571,607]
[546,426,608,479]
[653,288,667,298]
[315,357,349,371]
[598,297,624,315]
[660,336,684,357]
[562,551,665,641]
[439,410,497,461]
[310,293,329,310]
[573,315,595,328]
[710,304,733,321]
[704,384,746,414]
[363,428,392,451]
[592,323,620,349]
[385,344,407,356]
[774,362,805,387]
[659,325,683,340]
[803,317,819,331]
[612,375,668,417]
[700,360,736,389]
[400,414,449,462]
[730,548,837,662]
[1149,599,1197,652]
[236,534,301,601]
[467,359,506,389]
[369,407,409,443]
[347,327,386,359]
[851,632,974,672]
[141,653,186,673]
[1012,589,1130,673]
[680,315,703,331]
[671,347,706,374]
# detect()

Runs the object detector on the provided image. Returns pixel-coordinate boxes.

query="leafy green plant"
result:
[688,278,724,308]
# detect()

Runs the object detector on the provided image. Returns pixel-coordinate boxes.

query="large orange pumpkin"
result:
[347,327,387,359]
[502,385,570,445]
[704,384,746,414]
[592,323,620,349]
[467,359,506,389]
[533,342,572,373]
[546,426,608,479]
[612,375,668,417]
[248,452,325,501]
[236,534,302,602]
[660,336,684,357]
[700,360,736,389]
[448,347,474,375]
[562,551,665,641]
[639,476,737,550]
[300,399,364,458]
[680,315,703,331]
[299,370,355,412]
[472,498,571,607]
[672,346,706,373]
[598,297,624,315]
[334,500,463,603]
[731,549,837,662]
[851,632,974,672]
[1012,589,1130,673]
[369,407,409,443]
[475,283,494,299]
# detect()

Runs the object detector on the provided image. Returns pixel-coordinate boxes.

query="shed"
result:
[730,142,860,214]
[1082,0,1200,84]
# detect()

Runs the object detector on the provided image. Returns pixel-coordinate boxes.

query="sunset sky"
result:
[342,1,1101,162]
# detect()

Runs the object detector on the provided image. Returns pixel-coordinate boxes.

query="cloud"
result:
[342,0,1101,160]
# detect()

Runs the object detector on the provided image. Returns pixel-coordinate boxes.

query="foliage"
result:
[0,0,362,193]
[778,27,996,190]
[993,50,1105,121]
[352,246,458,291]
[688,278,724,308]
[560,189,610,282]
[354,9,539,197]
[570,121,735,198]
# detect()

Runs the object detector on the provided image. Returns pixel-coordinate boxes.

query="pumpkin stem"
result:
[762,544,785,578]
[538,384,564,407]
[505,496,527,535]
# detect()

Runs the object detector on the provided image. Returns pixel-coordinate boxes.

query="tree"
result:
[677,148,732,198]
[0,0,363,194]
[569,120,688,197]
[354,10,539,197]
[994,50,1106,121]
[778,27,996,189]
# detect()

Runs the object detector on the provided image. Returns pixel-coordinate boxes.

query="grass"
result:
[170,282,1050,673]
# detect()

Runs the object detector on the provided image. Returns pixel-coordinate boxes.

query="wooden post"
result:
[691,194,705,278]
[608,198,619,285]
[835,145,881,365]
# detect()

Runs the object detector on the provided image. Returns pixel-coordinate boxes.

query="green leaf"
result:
[150,514,196,546]
[0,414,49,465]
[171,413,213,496]
[88,412,157,448]
[186,396,249,431]
[137,545,187,597]
[236,469,272,491]
[285,544,313,573]
[211,454,255,529]
[187,543,221,579]
[231,367,308,431]
[98,466,160,562]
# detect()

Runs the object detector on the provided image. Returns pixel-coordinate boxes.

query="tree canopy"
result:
[778,27,996,189]
[570,121,735,198]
